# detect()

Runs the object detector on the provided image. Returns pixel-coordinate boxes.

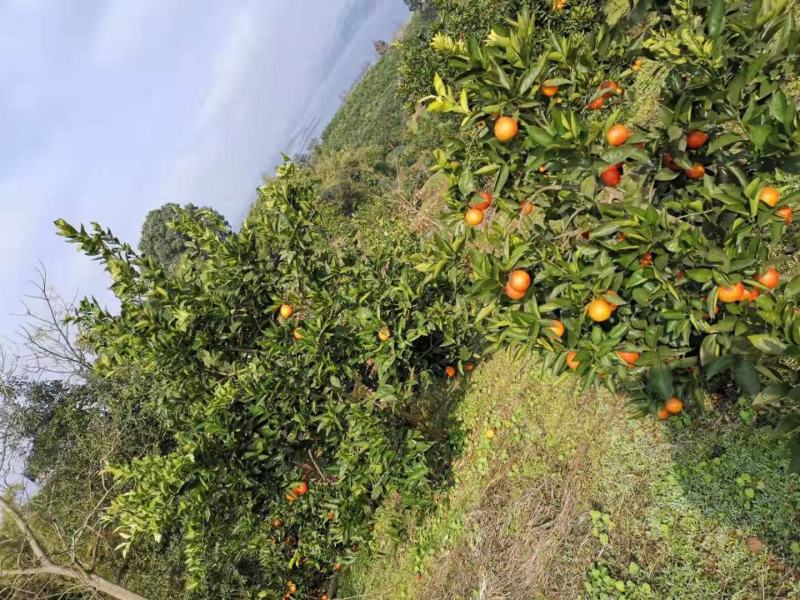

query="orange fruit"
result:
[280,304,294,319]
[600,165,621,186]
[538,165,547,172]
[686,164,705,179]
[272,518,283,528]
[757,266,780,290]
[472,191,493,210]
[606,124,631,146]
[465,362,475,371]
[663,153,681,172]
[295,482,308,495]
[657,407,670,420]
[286,492,297,502]
[759,186,780,207]
[776,206,793,223]
[333,563,341,572]
[504,283,526,300]
[717,282,745,303]
[665,396,684,414]
[600,80,623,97]
[632,57,644,71]
[445,365,456,378]
[287,582,297,594]
[327,510,335,521]
[565,351,580,370]
[541,84,559,97]
[587,96,605,110]
[616,350,640,365]
[744,288,760,302]
[520,201,534,215]
[292,328,304,341]
[508,269,531,292]
[587,298,614,322]
[321,595,329,600]
[549,320,565,338]
[686,130,708,149]
[464,207,485,226]
[494,116,519,142]
[640,253,653,267]
[378,327,391,342]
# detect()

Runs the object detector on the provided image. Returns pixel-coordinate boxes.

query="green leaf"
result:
[785,275,800,297]
[733,359,762,396]
[647,365,673,402]
[747,124,771,150]
[748,334,788,355]
[707,0,726,38]
[686,268,713,283]
[707,133,741,154]
[458,168,476,195]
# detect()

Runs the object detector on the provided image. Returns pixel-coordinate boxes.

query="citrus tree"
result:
[55,161,477,597]
[424,2,800,459]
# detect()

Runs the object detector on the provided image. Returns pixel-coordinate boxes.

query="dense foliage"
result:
[56,161,476,596]
[397,0,608,106]
[139,203,230,272]
[425,1,800,458]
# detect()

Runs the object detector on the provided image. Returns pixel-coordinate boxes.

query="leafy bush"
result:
[397,0,608,106]
[424,3,800,457]
[56,161,477,596]
[139,203,230,272]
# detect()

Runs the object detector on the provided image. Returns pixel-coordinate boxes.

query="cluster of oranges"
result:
[504,269,532,300]
[656,396,684,419]
[717,267,780,303]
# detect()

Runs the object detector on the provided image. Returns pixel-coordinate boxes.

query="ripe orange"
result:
[541,84,559,97]
[587,298,614,322]
[465,362,475,371]
[272,518,283,528]
[776,206,793,223]
[327,510,335,521]
[600,80,623,96]
[686,130,708,149]
[504,283,526,300]
[292,328,304,341]
[663,153,681,172]
[445,365,456,378]
[717,282,745,303]
[472,191,493,210]
[287,582,297,594]
[333,563,341,572]
[757,266,780,290]
[759,186,780,207]
[657,407,670,420]
[494,116,519,142]
[538,165,547,173]
[606,124,631,146]
[378,327,391,342]
[640,253,653,267]
[744,288,760,302]
[665,396,684,414]
[280,304,294,319]
[632,57,644,71]
[686,164,705,179]
[286,492,297,503]
[565,351,580,370]
[549,320,565,338]
[600,165,621,186]
[520,201,534,215]
[295,482,308,495]
[508,269,531,292]
[464,207,485,226]
[321,594,329,600]
[616,350,640,365]
[587,96,605,110]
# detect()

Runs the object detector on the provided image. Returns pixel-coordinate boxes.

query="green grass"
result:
[338,351,800,599]
[319,49,408,154]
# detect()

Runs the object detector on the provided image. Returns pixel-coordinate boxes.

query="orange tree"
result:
[55,162,477,597]
[423,3,800,458]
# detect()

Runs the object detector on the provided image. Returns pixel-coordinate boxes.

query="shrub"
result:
[56,161,477,596]
[424,3,800,460]
[397,0,608,106]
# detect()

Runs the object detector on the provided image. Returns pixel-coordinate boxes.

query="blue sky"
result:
[0,0,409,351]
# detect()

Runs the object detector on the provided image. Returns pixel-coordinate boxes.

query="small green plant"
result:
[590,509,613,546]
[582,562,654,599]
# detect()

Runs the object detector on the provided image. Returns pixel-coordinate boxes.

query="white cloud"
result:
[196,4,258,129]
[90,0,179,67]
